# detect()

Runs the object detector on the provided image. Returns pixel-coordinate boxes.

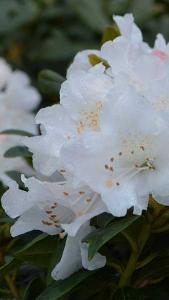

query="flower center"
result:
[77,101,102,134]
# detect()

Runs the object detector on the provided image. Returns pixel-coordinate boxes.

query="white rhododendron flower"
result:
[62,87,169,216]
[52,223,106,280]
[24,64,112,176]
[3,12,169,281]
[0,58,41,183]
[22,13,169,217]
[1,176,106,237]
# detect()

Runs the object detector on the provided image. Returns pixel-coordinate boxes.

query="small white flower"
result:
[52,222,106,280]
[1,176,106,237]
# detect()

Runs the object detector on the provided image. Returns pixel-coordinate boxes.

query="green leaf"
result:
[5,170,26,189]
[38,69,65,95]
[47,239,66,285]
[36,270,94,300]
[135,256,169,284]
[114,287,145,300]
[0,129,34,137]
[0,257,20,276]
[85,216,139,260]
[4,146,32,158]
[15,234,59,268]
[72,268,114,300]
[97,213,115,228]
[0,217,14,224]
[22,277,45,300]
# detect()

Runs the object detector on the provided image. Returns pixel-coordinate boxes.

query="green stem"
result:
[5,275,19,299]
[118,219,151,288]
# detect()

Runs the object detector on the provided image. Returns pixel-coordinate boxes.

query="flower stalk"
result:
[118,217,151,287]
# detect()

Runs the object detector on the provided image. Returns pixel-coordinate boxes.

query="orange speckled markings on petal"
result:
[105,180,114,188]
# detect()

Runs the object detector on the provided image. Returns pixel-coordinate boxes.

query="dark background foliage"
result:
[1,1,169,299]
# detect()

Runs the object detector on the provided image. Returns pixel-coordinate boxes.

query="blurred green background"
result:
[1,0,169,88]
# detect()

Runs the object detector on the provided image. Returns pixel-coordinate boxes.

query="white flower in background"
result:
[52,222,106,280]
[1,176,106,237]
[0,58,40,134]
[24,64,112,176]
[0,58,41,183]
[62,87,169,216]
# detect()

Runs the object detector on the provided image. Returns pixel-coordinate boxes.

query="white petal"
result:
[80,243,106,270]
[51,233,82,280]
[10,206,61,237]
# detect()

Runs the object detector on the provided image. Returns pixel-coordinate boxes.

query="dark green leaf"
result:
[6,170,26,189]
[97,213,115,228]
[36,270,94,300]
[85,216,139,260]
[4,146,32,158]
[114,287,145,300]
[15,234,59,268]
[0,257,20,276]
[38,69,65,95]
[22,277,45,300]
[135,256,169,284]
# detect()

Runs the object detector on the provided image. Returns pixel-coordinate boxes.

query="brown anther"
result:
[140,146,145,151]
[42,220,53,226]
[79,191,85,195]
[51,214,57,218]
[60,169,66,173]
[131,151,134,154]
[118,152,122,156]
[45,210,52,214]
[116,182,120,186]
[86,198,92,202]
[63,192,69,196]
[110,157,114,162]
[104,164,109,169]
[109,166,114,172]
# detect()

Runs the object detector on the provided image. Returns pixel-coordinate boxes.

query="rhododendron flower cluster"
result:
[3,13,169,280]
[0,58,40,183]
